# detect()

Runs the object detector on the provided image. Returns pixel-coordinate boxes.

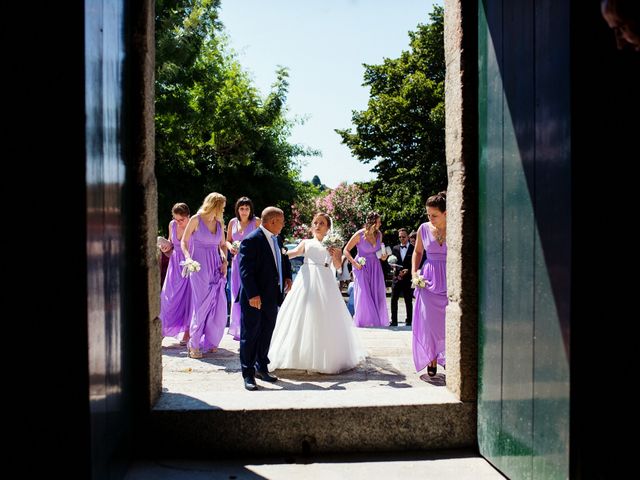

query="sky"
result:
[219,0,440,189]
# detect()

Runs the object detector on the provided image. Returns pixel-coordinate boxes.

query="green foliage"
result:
[155,0,314,232]
[311,174,327,191]
[336,5,446,236]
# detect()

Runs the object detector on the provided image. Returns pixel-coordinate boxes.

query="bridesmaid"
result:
[181,192,229,359]
[159,202,192,345]
[226,196,260,340]
[411,191,447,376]
[343,212,390,327]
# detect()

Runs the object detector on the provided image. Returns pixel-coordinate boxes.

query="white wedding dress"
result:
[268,238,365,374]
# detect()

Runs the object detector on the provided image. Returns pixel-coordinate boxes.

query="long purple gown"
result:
[353,231,390,327]
[187,217,228,352]
[160,221,192,338]
[227,217,258,340]
[412,222,447,371]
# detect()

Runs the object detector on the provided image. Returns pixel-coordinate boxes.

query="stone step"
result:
[149,326,474,457]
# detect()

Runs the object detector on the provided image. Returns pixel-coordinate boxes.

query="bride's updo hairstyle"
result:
[312,212,332,229]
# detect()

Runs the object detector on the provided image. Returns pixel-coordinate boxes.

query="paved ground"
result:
[149,298,506,479]
[157,296,451,410]
[126,450,505,479]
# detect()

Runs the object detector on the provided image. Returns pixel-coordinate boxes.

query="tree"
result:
[311,174,327,191]
[289,181,324,240]
[155,0,315,232]
[336,5,446,235]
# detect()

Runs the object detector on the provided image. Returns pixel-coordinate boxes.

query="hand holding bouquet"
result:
[321,231,344,250]
[411,273,426,289]
[157,236,172,253]
[180,258,201,277]
[230,240,241,255]
[387,255,399,266]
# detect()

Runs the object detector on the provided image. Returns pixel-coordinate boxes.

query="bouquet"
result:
[231,240,241,251]
[376,243,392,259]
[179,258,201,277]
[157,236,172,252]
[356,257,366,266]
[321,231,344,249]
[411,273,426,288]
[387,255,399,266]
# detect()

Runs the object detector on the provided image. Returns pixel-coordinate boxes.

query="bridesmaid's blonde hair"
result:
[198,192,226,223]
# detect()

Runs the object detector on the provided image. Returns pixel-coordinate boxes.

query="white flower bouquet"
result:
[356,257,366,266]
[387,255,398,266]
[321,231,344,249]
[180,258,201,277]
[231,240,241,249]
[411,273,426,288]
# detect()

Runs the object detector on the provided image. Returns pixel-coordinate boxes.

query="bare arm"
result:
[226,219,236,254]
[411,226,425,276]
[286,240,306,258]
[181,215,199,260]
[343,230,363,269]
[219,224,229,276]
[329,247,342,269]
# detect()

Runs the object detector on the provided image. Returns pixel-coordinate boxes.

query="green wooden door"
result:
[478,0,570,478]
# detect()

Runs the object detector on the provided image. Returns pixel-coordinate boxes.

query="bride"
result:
[268,213,365,374]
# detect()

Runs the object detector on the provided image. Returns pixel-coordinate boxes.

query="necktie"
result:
[271,235,283,292]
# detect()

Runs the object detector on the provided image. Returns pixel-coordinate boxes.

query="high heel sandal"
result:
[188,348,203,359]
[427,364,437,377]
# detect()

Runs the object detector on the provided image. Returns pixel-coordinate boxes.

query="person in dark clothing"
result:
[390,228,414,326]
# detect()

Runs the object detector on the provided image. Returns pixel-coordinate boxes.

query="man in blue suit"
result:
[238,207,292,391]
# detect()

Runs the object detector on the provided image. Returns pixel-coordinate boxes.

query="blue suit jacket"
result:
[238,228,292,306]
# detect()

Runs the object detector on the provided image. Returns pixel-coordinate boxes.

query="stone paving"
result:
[157,297,452,410]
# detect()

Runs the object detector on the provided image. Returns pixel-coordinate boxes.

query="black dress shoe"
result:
[244,377,258,390]
[389,322,398,327]
[254,371,278,383]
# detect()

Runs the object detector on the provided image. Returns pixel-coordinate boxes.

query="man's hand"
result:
[249,295,262,309]
[284,278,293,293]
[399,268,409,279]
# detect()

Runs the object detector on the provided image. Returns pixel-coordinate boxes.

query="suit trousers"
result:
[240,299,278,378]
[391,280,413,325]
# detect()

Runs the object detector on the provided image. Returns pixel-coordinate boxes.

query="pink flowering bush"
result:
[315,183,371,239]
[290,182,371,241]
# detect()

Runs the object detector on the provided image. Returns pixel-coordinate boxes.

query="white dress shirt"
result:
[399,242,409,261]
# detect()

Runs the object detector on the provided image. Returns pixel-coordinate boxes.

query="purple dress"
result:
[160,221,192,337]
[227,217,258,340]
[187,217,228,352]
[353,231,390,327]
[412,222,447,371]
